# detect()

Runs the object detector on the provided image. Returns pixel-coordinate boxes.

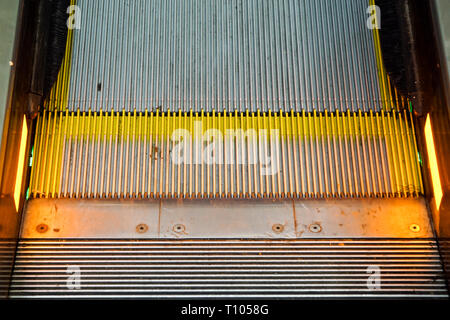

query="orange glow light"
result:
[14,115,28,212]
[424,114,443,210]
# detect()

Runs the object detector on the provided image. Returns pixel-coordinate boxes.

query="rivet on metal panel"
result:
[36,224,48,233]
[308,223,322,233]
[173,224,186,233]
[409,224,420,233]
[136,224,148,233]
[272,224,284,233]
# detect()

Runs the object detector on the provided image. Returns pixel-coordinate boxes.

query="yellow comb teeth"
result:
[29,109,422,200]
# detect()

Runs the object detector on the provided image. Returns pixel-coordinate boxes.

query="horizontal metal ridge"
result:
[10,239,448,298]
[29,109,423,199]
[48,0,399,113]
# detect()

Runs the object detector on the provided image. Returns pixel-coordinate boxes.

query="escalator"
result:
[1,0,449,298]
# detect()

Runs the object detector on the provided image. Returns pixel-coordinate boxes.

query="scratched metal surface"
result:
[9,238,448,298]
[48,0,388,113]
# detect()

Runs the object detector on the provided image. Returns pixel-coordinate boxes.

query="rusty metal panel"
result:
[22,198,160,238]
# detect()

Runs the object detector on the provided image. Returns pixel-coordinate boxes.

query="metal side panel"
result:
[9,239,448,299]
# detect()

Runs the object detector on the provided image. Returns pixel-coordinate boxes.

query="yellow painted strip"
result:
[57,109,69,196]
[63,109,74,196]
[399,111,414,195]
[148,110,154,197]
[381,111,393,195]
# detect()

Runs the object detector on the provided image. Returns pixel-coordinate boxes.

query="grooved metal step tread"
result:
[9,239,448,298]
[48,0,400,113]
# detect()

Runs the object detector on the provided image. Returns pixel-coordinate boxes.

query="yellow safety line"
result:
[34,0,421,198]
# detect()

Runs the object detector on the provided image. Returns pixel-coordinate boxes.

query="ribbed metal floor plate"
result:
[9,239,448,298]
[48,0,400,112]
[33,0,423,200]
[29,109,422,199]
